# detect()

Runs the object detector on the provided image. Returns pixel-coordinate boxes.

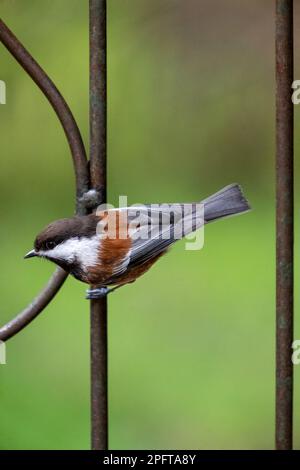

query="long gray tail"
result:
[202,184,250,223]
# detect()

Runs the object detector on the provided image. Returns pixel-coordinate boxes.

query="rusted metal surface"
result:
[0,18,89,341]
[89,0,107,202]
[275,0,294,450]
[89,0,108,450]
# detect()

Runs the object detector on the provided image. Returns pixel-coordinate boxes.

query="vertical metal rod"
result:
[275,0,294,450]
[89,0,108,450]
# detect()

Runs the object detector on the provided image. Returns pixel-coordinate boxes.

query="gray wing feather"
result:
[104,184,250,276]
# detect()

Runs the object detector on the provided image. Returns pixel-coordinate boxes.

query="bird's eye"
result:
[45,241,56,250]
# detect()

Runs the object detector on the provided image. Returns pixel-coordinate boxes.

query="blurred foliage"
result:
[0,0,299,449]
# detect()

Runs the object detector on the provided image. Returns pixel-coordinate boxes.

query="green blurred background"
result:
[0,0,299,450]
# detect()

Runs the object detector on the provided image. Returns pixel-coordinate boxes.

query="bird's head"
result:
[24,215,100,275]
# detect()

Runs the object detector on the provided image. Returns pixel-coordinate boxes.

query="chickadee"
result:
[24,184,250,299]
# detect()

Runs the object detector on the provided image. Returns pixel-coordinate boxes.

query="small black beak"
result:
[24,249,37,259]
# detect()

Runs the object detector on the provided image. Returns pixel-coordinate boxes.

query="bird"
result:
[24,183,250,299]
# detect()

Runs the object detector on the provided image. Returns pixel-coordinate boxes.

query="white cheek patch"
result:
[39,236,100,270]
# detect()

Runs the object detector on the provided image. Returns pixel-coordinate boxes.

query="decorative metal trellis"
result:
[0,0,295,451]
[0,0,108,451]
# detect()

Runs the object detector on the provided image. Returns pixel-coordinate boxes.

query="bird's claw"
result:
[86,287,109,299]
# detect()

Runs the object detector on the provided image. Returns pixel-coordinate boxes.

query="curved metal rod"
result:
[0,19,89,341]
[0,268,68,341]
[0,19,89,209]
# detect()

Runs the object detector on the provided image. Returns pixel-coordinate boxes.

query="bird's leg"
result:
[86,285,121,300]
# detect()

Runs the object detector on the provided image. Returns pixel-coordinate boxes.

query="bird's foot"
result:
[86,287,109,299]
[86,284,121,299]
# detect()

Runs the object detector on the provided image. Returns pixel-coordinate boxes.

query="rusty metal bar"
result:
[275,0,294,450]
[0,268,67,341]
[89,0,108,450]
[0,18,89,341]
